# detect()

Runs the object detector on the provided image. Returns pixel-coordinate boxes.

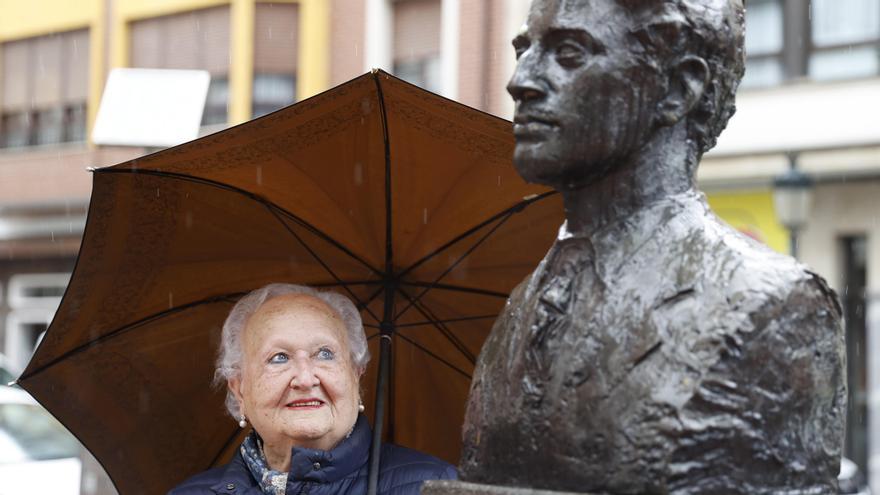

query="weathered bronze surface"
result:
[422,480,591,495]
[456,0,847,493]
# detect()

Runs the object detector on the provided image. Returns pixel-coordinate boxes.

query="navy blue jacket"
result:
[169,415,457,495]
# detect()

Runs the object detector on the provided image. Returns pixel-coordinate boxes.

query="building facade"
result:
[1,0,879,492]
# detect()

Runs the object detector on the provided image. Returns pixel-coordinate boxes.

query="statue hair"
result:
[214,283,370,420]
[623,0,745,156]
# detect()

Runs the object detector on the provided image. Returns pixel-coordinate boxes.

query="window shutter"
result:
[130,17,164,69]
[254,3,298,74]
[32,34,64,109]
[1,39,30,111]
[130,6,230,74]
[393,0,441,63]
[63,30,90,103]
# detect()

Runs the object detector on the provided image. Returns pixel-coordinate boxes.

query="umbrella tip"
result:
[370,68,379,74]
[6,380,17,387]
[523,194,539,201]
[86,166,97,172]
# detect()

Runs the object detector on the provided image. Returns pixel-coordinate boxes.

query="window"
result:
[130,6,230,126]
[252,3,298,118]
[0,30,89,149]
[203,77,230,126]
[4,273,70,373]
[741,0,880,88]
[253,74,296,118]
[392,0,442,93]
[841,236,868,475]
[809,0,880,81]
[742,0,785,88]
[0,113,30,148]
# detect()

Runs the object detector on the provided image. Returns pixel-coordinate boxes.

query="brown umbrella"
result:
[17,70,562,495]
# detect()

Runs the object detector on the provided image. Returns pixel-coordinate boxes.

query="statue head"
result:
[508,0,745,190]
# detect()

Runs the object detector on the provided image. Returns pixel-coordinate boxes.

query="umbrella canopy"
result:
[18,70,562,494]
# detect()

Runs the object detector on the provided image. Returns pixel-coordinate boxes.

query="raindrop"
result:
[156,188,161,198]
[423,208,428,225]
[168,292,174,308]
[185,211,193,229]
[354,162,364,185]
[497,176,502,187]
[256,166,263,185]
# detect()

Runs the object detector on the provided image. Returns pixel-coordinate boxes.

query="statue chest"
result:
[469,263,713,489]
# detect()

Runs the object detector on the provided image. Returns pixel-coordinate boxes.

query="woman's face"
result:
[229,294,361,451]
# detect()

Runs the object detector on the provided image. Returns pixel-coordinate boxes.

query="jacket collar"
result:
[531,190,708,293]
[208,454,263,495]
[210,414,372,494]
[291,413,371,482]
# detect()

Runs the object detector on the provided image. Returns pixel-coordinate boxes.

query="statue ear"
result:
[656,55,709,126]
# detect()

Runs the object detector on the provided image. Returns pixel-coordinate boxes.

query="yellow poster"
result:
[706,190,789,254]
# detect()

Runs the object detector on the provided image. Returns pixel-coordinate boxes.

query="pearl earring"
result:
[239,416,248,428]
[358,403,365,413]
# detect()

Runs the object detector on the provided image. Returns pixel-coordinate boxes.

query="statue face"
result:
[508,0,665,189]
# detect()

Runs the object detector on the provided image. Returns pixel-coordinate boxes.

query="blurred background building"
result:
[0,0,878,493]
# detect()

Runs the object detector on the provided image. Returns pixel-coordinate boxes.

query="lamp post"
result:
[772,154,814,259]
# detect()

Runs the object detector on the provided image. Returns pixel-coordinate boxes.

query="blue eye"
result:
[317,348,335,360]
[269,353,289,364]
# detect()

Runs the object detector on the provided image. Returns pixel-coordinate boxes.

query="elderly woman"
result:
[170,283,456,495]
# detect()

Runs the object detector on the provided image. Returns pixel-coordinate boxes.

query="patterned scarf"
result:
[241,431,289,495]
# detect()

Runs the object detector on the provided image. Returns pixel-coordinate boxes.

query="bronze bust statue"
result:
[454,0,847,493]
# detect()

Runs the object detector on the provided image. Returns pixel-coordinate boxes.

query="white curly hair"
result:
[215,283,370,420]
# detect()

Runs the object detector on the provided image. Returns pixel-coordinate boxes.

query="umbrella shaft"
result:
[368,334,392,495]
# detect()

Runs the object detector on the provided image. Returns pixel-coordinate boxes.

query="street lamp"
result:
[772,154,814,259]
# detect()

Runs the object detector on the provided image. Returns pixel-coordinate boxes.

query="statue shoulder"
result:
[669,235,845,492]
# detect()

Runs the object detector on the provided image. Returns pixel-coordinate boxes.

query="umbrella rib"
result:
[93,168,383,278]
[312,280,381,288]
[394,314,498,328]
[268,204,383,278]
[208,427,245,469]
[395,333,472,380]
[398,281,508,299]
[18,291,247,382]
[397,191,556,279]
[376,66,394,286]
[356,285,386,314]
[264,204,382,325]
[393,208,518,322]
[397,287,476,365]
[314,281,387,317]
